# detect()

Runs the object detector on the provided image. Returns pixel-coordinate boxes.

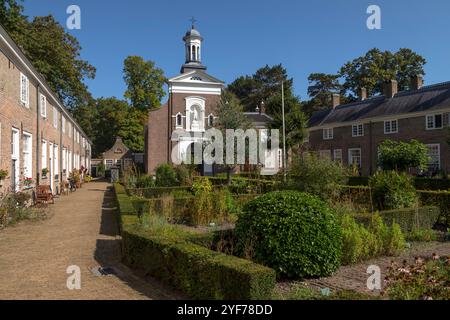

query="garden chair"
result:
[36,185,54,205]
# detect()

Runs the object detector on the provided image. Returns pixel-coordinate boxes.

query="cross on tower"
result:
[190,17,197,29]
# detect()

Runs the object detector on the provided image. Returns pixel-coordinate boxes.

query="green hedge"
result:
[122,227,275,300]
[347,177,450,190]
[418,190,450,225]
[354,206,441,233]
[127,186,192,198]
[113,183,276,300]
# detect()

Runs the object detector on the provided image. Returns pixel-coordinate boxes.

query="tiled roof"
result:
[244,112,274,124]
[308,81,450,127]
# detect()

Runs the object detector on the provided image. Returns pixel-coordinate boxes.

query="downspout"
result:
[167,83,172,163]
[36,84,40,185]
[369,121,373,175]
[59,110,63,185]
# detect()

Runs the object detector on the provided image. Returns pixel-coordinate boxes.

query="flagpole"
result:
[281,81,287,182]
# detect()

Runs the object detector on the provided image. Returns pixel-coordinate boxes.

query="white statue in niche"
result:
[190,105,201,130]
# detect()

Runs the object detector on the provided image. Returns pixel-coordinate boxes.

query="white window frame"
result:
[426,114,443,130]
[20,73,29,107]
[348,148,362,168]
[323,128,333,140]
[62,116,66,133]
[41,140,48,172]
[40,94,47,118]
[352,124,364,137]
[384,119,398,134]
[333,149,343,163]
[425,144,440,171]
[53,107,58,128]
[22,132,33,180]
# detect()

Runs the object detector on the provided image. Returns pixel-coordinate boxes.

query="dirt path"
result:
[0,180,183,300]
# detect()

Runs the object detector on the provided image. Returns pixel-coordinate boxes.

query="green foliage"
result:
[339,48,426,97]
[384,256,450,300]
[418,190,450,226]
[114,183,276,300]
[406,228,437,242]
[0,169,8,180]
[370,171,418,210]
[288,154,349,200]
[235,191,342,278]
[377,140,431,172]
[155,164,178,187]
[174,164,193,186]
[339,213,405,265]
[123,56,166,111]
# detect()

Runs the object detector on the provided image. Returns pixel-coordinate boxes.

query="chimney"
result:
[411,75,423,91]
[383,80,398,99]
[331,93,340,108]
[358,87,367,101]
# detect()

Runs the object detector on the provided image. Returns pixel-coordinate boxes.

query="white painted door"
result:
[11,128,20,192]
[49,142,54,193]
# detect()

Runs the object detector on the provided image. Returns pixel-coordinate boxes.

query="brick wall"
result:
[307,113,450,176]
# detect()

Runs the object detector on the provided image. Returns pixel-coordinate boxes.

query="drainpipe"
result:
[36,84,40,185]
[167,84,173,164]
[369,121,373,175]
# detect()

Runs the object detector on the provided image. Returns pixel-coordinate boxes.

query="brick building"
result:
[0,24,91,194]
[307,77,450,176]
[145,24,224,174]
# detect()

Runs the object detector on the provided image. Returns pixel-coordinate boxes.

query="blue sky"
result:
[23,0,450,102]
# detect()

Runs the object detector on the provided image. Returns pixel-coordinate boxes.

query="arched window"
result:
[192,45,196,61]
[208,114,214,127]
[197,46,200,61]
[176,113,183,128]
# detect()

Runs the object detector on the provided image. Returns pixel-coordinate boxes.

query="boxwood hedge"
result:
[113,183,276,300]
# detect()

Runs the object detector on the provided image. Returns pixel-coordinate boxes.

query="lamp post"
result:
[281,81,287,182]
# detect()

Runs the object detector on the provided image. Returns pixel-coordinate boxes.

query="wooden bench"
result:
[36,185,54,205]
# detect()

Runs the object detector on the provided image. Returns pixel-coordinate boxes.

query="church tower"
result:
[181,20,207,73]
[145,22,224,174]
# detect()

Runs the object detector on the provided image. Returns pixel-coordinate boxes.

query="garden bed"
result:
[114,183,276,300]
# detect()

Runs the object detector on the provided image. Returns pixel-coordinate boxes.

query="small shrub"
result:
[155,164,178,187]
[235,191,342,278]
[136,175,155,188]
[406,228,438,242]
[288,154,349,201]
[174,164,192,186]
[370,171,417,210]
[339,213,405,265]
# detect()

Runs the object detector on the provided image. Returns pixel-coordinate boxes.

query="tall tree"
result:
[0,0,26,35]
[339,48,426,98]
[90,98,147,156]
[303,73,344,116]
[123,56,166,111]
[215,90,252,183]
[228,64,294,114]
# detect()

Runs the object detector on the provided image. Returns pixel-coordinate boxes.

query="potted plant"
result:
[70,171,81,188]
[41,168,48,178]
[23,177,34,189]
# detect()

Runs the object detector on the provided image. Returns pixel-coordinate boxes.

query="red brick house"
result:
[0,24,91,194]
[306,77,450,176]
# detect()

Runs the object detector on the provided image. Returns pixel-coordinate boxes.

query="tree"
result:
[228,64,295,115]
[123,56,166,111]
[377,140,431,172]
[339,48,426,98]
[215,90,252,184]
[90,98,146,156]
[0,0,26,36]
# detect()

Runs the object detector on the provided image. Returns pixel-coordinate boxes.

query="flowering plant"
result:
[23,178,34,186]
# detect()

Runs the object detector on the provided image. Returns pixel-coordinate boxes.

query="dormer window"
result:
[208,114,215,127]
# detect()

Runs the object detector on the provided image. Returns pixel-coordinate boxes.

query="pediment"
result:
[169,70,224,85]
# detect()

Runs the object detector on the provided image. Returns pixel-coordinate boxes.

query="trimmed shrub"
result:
[235,191,342,278]
[369,171,417,210]
[155,164,178,187]
[174,164,193,186]
[406,228,438,242]
[414,178,450,191]
[122,226,276,300]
